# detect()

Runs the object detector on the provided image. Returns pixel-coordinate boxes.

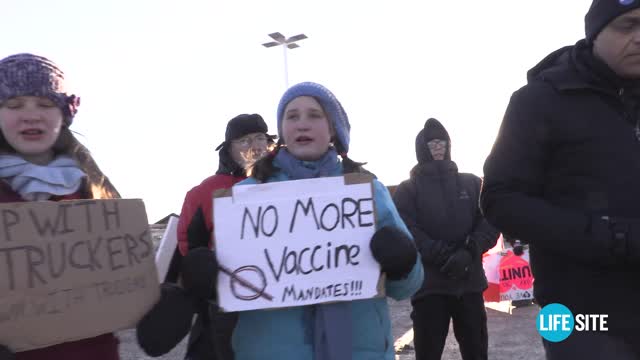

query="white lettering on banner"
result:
[214,176,382,312]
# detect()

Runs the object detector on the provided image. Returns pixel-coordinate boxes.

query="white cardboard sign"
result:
[213,175,381,312]
[154,215,179,283]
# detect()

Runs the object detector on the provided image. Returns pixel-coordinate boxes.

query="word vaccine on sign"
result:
[536,303,608,342]
[213,174,382,312]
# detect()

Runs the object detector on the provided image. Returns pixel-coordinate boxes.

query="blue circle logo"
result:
[536,303,574,342]
[620,0,636,6]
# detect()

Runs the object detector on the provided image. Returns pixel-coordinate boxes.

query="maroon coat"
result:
[0,181,120,360]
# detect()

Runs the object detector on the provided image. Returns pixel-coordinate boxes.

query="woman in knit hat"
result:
[0,53,119,360]
[180,82,424,360]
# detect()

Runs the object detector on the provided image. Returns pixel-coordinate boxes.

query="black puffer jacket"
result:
[393,119,499,298]
[481,40,640,335]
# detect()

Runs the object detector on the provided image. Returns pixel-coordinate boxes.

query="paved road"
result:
[117,299,545,360]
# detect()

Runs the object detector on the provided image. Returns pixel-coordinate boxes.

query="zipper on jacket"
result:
[440,173,456,229]
[618,87,640,142]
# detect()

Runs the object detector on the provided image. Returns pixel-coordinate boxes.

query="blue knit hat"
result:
[276,82,351,153]
[0,53,80,126]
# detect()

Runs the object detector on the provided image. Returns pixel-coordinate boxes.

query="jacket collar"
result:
[528,39,640,96]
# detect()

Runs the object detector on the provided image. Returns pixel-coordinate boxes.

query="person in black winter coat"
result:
[481,2,640,359]
[393,118,499,360]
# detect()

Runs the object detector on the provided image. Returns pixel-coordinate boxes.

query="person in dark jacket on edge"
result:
[481,1,640,359]
[136,114,275,360]
[393,118,499,360]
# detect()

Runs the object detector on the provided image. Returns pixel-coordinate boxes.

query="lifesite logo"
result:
[536,303,609,342]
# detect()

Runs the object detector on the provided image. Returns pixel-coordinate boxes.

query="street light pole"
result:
[262,32,307,89]
[282,42,289,88]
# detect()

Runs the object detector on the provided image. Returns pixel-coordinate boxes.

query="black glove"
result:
[188,206,211,250]
[440,248,472,280]
[423,239,453,268]
[183,203,219,301]
[136,283,197,357]
[370,226,418,280]
[182,247,219,302]
[465,237,482,259]
[589,215,640,263]
[0,345,14,360]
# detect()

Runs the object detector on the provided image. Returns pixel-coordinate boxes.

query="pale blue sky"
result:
[2,0,591,222]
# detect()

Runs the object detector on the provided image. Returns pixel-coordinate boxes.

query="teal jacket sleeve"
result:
[237,177,259,185]
[372,180,424,300]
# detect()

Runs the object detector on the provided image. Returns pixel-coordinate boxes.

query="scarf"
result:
[274,147,352,360]
[273,147,340,180]
[0,155,86,201]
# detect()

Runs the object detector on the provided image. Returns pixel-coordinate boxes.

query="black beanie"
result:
[215,113,275,151]
[585,0,640,43]
[415,118,451,163]
[422,118,450,143]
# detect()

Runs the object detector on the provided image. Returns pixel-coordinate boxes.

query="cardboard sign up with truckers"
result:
[214,174,382,312]
[0,199,160,351]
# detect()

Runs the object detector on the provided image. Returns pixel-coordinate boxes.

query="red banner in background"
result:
[498,250,533,301]
[482,235,534,302]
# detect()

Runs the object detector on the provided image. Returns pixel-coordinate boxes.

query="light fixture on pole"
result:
[262,32,307,89]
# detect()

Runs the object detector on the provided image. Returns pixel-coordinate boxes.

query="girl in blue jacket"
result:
[182,82,423,360]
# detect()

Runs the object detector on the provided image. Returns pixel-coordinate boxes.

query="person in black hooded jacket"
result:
[393,118,498,360]
[481,1,640,359]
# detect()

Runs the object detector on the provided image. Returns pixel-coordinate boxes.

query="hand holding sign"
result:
[370,226,417,280]
[182,243,274,303]
[136,283,196,357]
[183,206,273,302]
